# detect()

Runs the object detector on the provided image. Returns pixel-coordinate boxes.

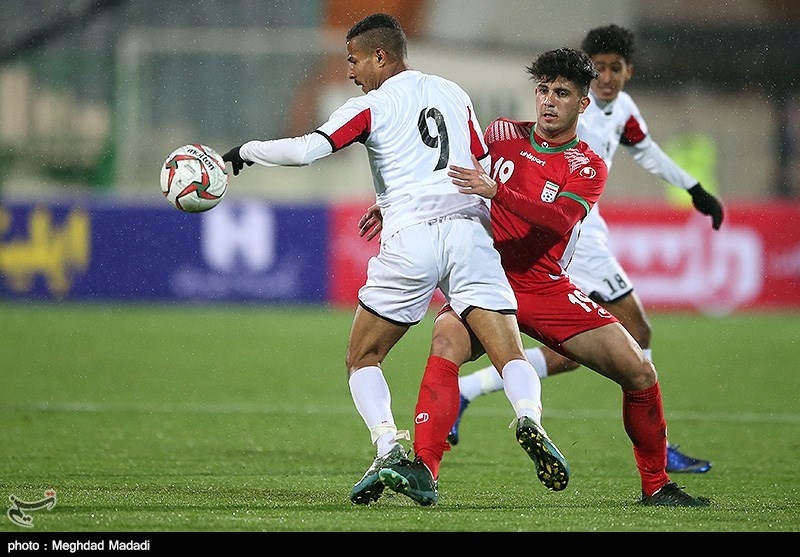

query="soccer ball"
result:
[160,144,228,213]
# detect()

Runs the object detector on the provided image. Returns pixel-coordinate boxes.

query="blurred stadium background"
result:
[1,0,799,312]
[2,3,798,533]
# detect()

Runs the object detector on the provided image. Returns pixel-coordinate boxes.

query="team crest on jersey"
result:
[580,166,597,179]
[541,181,559,202]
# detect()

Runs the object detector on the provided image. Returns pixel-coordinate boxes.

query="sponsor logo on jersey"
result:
[519,150,545,166]
[541,181,559,203]
[580,166,597,179]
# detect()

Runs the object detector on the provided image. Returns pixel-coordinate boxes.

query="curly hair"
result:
[346,13,407,60]
[525,47,599,95]
[581,24,636,63]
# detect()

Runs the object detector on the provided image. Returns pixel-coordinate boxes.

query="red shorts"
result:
[438,273,619,361]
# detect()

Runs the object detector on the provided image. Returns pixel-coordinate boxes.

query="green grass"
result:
[0,302,798,533]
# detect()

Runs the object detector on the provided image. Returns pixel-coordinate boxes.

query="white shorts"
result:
[567,207,634,303]
[358,210,517,325]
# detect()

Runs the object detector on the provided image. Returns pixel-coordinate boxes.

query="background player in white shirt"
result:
[220,12,568,506]
[450,24,724,474]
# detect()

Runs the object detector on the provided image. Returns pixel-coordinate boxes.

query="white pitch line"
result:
[1,402,798,424]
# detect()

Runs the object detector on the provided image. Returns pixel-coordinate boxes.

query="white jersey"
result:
[324,70,490,239]
[242,70,490,241]
[569,89,700,301]
[240,69,515,323]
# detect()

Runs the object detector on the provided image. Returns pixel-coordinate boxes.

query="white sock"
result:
[501,359,542,424]
[525,347,548,379]
[348,366,397,456]
[458,365,504,401]
[458,347,548,401]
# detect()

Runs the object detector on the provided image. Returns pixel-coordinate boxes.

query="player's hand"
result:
[449,155,497,199]
[222,145,253,176]
[688,183,724,230]
[358,204,382,241]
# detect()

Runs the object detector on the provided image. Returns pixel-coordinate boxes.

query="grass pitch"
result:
[0,302,798,535]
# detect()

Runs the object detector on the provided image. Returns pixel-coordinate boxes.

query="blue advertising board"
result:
[0,199,329,303]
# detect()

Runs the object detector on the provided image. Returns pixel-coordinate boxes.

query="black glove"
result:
[688,183,724,230]
[222,145,253,176]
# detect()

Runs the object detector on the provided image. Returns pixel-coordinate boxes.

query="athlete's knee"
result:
[344,351,364,376]
[428,309,472,363]
[345,345,383,375]
[430,326,472,364]
[623,359,657,390]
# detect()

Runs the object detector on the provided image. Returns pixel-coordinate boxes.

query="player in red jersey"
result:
[450,25,721,474]
[361,47,710,507]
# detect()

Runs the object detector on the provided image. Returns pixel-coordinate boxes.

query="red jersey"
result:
[484,118,607,292]
[438,119,615,356]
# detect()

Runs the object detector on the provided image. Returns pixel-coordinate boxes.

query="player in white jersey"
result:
[220,13,568,505]
[449,25,724,474]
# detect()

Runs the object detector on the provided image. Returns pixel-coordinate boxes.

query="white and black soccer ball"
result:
[160,144,228,213]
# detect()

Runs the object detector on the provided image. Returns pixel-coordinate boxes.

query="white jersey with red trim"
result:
[567,89,700,301]
[578,89,647,171]
[577,89,699,238]
[322,70,489,239]
[243,69,489,241]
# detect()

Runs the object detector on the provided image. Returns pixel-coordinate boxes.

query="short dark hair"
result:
[581,24,636,63]
[346,13,407,60]
[526,47,598,95]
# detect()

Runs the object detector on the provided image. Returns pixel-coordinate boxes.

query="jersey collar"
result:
[530,124,579,154]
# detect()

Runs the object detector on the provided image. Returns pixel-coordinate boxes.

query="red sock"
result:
[412,355,460,479]
[622,382,670,496]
